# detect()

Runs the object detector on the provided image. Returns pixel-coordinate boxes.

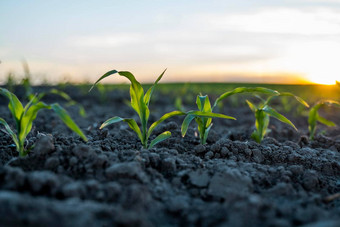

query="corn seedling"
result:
[210,87,309,143]
[90,69,185,149]
[246,92,309,143]
[308,100,340,140]
[181,87,280,144]
[181,95,236,144]
[0,88,88,156]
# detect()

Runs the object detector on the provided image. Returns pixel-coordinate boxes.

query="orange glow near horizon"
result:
[306,73,337,85]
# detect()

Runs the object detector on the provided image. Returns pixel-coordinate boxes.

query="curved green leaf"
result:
[254,109,270,142]
[308,100,340,140]
[89,69,118,92]
[0,117,19,149]
[275,92,309,107]
[0,88,24,125]
[50,103,88,141]
[118,71,148,135]
[148,110,185,138]
[186,111,236,120]
[100,116,143,142]
[149,131,171,149]
[196,95,212,112]
[213,87,279,109]
[144,69,166,106]
[50,90,87,117]
[308,107,318,139]
[203,124,213,144]
[317,115,336,127]
[19,101,51,143]
[100,116,125,129]
[262,106,297,131]
[245,100,256,112]
[181,114,196,137]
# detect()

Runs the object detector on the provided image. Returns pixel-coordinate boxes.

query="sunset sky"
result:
[1,0,339,84]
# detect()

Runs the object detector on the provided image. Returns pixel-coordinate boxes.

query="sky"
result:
[0,0,340,85]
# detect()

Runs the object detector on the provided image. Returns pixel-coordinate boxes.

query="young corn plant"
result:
[90,69,185,149]
[181,87,279,144]
[181,95,236,145]
[245,92,309,143]
[308,100,340,140]
[0,88,88,156]
[210,87,309,143]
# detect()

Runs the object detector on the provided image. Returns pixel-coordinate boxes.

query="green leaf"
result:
[144,69,166,106]
[50,103,88,141]
[49,88,73,101]
[100,116,143,142]
[195,117,205,136]
[308,107,318,140]
[148,110,185,138]
[254,109,269,141]
[0,117,20,149]
[181,114,196,137]
[89,69,118,92]
[118,71,148,134]
[0,88,24,126]
[317,115,336,127]
[148,131,171,149]
[213,87,279,109]
[203,124,213,144]
[186,111,236,120]
[100,116,124,128]
[275,92,309,107]
[19,101,51,143]
[262,106,297,131]
[245,100,256,112]
[308,100,340,139]
[321,100,340,108]
[251,131,261,143]
[196,95,212,112]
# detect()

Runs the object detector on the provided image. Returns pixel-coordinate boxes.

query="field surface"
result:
[0,83,339,226]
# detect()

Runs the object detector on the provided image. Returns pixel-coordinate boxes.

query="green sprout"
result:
[308,100,340,140]
[245,92,309,143]
[90,69,185,149]
[0,88,88,156]
[181,95,236,144]
[208,87,309,143]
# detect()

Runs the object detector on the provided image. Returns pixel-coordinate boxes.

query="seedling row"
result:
[1,69,340,156]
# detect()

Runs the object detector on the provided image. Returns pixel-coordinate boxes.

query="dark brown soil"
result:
[0,85,339,227]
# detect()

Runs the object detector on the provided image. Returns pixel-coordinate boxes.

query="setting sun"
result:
[307,73,338,85]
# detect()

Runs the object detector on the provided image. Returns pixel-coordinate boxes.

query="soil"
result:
[0,85,339,227]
